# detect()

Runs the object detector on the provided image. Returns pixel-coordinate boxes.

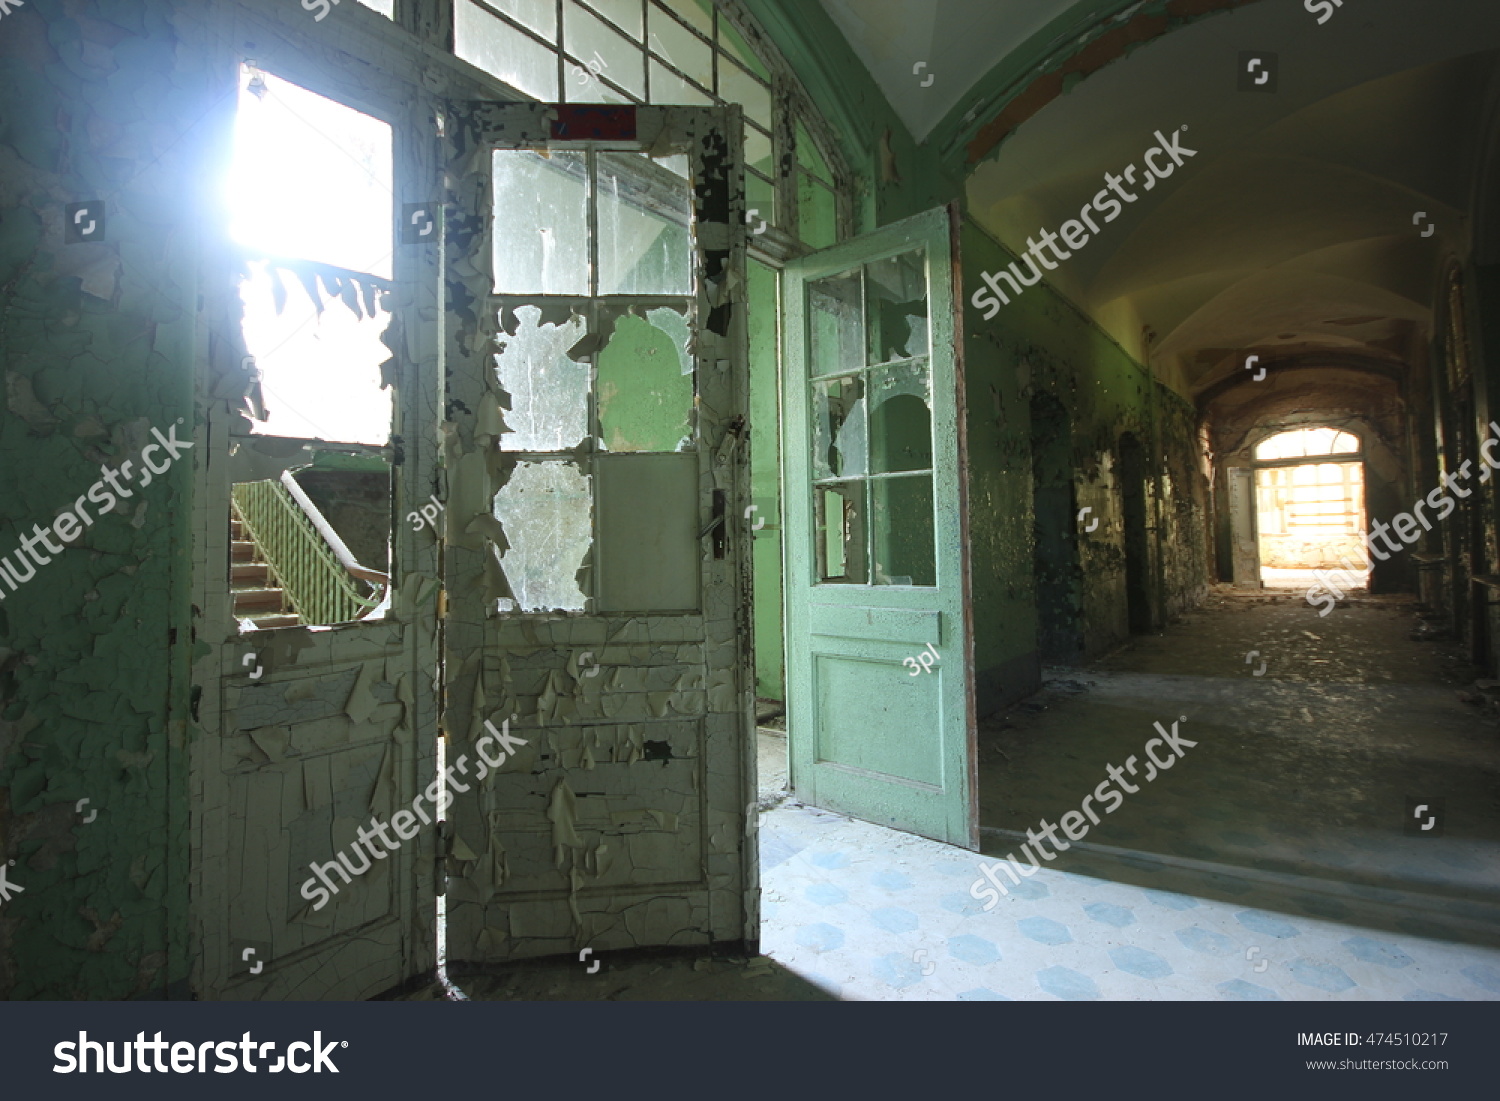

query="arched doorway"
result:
[1251,427,1365,590]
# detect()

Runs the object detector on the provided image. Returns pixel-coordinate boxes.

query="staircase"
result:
[230,508,300,629]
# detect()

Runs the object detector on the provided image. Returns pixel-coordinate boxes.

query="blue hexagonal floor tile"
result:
[1341,936,1413,969]
[1289,958,1357,993]
[1018,916,1073,946]
[795,922,845,953]
[948,934,1000,966]
[870,907,919,934]
[1036,965,1099,1001]
[1110,945,1172,980]
[1084,901,1135,928]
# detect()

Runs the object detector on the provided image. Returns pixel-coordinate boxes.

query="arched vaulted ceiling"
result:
[960,0,1500,400]
[817,0,1500,408]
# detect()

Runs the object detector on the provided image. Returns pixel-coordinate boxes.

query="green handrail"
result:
[232,477,387,626]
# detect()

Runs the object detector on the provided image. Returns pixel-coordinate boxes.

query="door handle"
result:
[698,490,727,559]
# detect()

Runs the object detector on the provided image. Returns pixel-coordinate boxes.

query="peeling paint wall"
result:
[0,0,206,998]
[962,219,1209,717]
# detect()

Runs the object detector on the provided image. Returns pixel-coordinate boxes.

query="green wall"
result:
[0,0,201,997]
[961,219,1209,715]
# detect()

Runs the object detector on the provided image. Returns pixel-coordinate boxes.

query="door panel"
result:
[783,206,977,849]
[439,103,755,963]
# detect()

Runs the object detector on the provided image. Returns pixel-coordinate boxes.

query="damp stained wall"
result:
[0,0,203,999]
[962,218,1210,716]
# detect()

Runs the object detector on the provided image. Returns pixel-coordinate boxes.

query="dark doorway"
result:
[1118,433,1152,633]
[1031,393,1084,662]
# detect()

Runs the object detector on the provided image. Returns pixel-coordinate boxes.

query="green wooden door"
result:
[782,205,977,849]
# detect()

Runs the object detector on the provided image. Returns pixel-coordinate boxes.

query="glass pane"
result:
[565,1,645,100]
[719,60,771,130]
[797,121,830,181]
[492,461,592,613]
[807,271,863,376]
[477,0,557,41]
[583,0,642,39]
[494,305,591,451]
[869,361,932,473]
[597,308,694,451]
[798,173,837,249]
[872,475,935,586]
[229,68,393,278]
[656,0,712,39]
[650,58,711,104]
[492,150,589,295]
[865,248,928,363]
[456,1,560,101]
[812,375,866,480]
[648,3,714,89]
[745,123,773,176]
[565,57,634,103]
[816,482,867,584]
[718,15,771,81]
[746,171,775,233]
[597,151,693,295]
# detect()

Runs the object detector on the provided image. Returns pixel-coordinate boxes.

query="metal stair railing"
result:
[231,472,388,626]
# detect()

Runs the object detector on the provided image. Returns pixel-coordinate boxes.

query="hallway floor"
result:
[759,588,1500,999]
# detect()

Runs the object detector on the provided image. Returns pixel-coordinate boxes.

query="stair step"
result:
[247,613,301,629]
[231,562,271,583]
[231,539,257,562]
[233,587,285,613]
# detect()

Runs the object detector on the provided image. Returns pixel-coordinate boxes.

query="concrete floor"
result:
[422,589,1500,1000]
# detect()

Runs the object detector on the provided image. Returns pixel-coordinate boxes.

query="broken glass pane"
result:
[816,482,867,585]
[494,305,590,451]
[865,248,928,364]
[492,149,589,295]
[812,374,866,480]
[492,460,592,612]
[807,271,863,377]
[869,360,932,473]
[239,260,393,446]
[597,308,694,452]
[597,151,693,295]
[872,474,935,586]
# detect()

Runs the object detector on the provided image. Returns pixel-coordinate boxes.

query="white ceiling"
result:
[816,0,1074,142]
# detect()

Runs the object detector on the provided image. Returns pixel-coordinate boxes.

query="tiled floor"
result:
[758,799,1500,1000]
[759,590,1500,1000]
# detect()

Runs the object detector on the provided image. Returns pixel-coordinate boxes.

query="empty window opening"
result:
[1253,429,1366,591]
[225,64,394,629]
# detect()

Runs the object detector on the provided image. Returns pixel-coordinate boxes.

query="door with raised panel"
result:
[782,205,977,849]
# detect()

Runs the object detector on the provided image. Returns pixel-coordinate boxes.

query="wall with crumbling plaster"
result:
[0,0,206,999]
[962,219,1209,717]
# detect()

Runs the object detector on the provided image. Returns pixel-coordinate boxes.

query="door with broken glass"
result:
[440,103,755,963]
[782,206,978,849]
